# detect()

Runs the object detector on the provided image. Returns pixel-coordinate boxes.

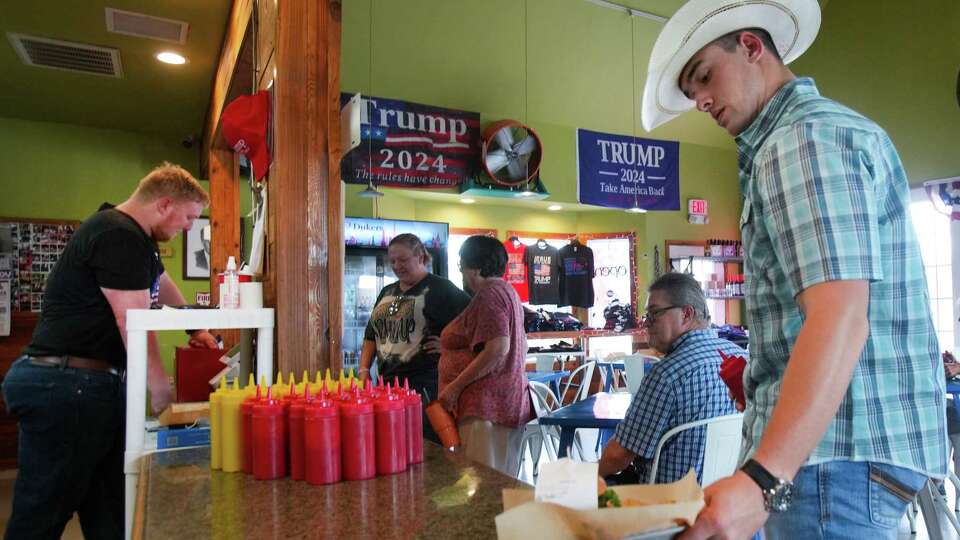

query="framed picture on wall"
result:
[182,217,210,280]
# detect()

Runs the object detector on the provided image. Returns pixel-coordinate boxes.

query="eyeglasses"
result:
[387,295,406,316]
[640,305,682,326]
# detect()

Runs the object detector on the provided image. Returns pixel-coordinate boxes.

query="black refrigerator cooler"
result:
[342,217,449,371]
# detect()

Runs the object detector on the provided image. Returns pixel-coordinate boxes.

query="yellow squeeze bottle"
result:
[220,378,245,472]
[325,368,335,394]
[299,370,309,394]
[312,371,323,395]
[245,373,256,395]
[274,372,287,398]
[210,377,227,470]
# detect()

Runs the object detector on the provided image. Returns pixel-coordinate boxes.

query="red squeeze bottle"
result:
[403,379,424,465]
[288,385,311,481]
[374,384,408,476]
[304,393,341,485]
[252,388,287,480]
[241,385,263,474]
[340,394,376,481]
[365,377,383,401]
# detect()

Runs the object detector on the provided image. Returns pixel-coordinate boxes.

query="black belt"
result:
[27,355,122,377]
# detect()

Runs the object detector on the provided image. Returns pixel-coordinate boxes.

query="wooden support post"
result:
[266,0,342,376]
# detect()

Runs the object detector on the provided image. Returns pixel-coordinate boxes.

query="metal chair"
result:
[560,359,597,404]
[530,354,556,373]
[622,354,658,395]
[596,352,626,393]
[648,413,744,487]
[517,381,562,477]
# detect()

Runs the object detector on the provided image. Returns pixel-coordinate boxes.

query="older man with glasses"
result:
[598,272,744,484]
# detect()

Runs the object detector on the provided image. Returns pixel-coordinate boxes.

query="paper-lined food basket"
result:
[496,470,703,540]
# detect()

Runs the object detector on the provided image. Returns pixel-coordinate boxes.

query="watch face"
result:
[768,481,793,513]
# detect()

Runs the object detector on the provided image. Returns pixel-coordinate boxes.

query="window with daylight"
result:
[910,192,954,352]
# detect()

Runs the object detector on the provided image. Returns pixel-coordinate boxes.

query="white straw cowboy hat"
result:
[641,0,821,131]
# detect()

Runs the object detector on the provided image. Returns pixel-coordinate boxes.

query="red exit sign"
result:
[688,199,708,215]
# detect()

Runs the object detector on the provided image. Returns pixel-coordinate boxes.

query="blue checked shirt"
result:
[737,78,947,477]
[613,329,741,484]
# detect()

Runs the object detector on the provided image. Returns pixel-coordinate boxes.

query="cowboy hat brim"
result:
[641,0,821,132]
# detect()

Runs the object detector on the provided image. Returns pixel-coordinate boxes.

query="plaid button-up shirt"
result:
[737,77,947,477]
[614,329,741,484]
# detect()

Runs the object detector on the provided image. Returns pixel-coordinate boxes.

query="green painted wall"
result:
[788,1,960,184]
[0,116,207,374]
[340,0,745,311]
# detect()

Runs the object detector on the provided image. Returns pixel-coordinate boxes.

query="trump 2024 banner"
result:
[576,128,680,211]
[340,94,480,188]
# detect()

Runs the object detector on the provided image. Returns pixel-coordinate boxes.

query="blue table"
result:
[527,370,570,399]
[538,392,632,458]
[947,380,960,416]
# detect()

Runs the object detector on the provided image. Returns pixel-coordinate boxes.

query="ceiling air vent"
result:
[105,8,189,44]
[7,33,122,78]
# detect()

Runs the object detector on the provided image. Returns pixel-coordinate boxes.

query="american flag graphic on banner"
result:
[340,93,481,188]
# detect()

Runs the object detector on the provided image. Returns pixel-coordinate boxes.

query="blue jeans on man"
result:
[765,461,927,539]
[2,356,125,540]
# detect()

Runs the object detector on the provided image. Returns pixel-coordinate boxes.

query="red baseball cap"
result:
[221,90,271,180]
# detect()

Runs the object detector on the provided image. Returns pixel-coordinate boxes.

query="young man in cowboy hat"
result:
[642,1,947,538]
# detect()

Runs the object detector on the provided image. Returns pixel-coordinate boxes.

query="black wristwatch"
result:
[740,459,793,512]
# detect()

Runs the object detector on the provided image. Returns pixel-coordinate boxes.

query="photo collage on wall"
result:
[0,222,78,313]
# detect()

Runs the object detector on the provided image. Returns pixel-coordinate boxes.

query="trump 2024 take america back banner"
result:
[576,128,680,211]
[340,93,480,188]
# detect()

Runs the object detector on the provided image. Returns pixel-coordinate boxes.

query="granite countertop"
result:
[135,443,530,539]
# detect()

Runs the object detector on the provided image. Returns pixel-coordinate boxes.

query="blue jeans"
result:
[2,356,125,540]
[381,365,441,444]
[765,461,928,540]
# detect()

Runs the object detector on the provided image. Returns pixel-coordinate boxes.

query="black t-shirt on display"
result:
[524,241,561,305]
[558,243,595,308]
[364,273,470,378]
[25,209,163,369]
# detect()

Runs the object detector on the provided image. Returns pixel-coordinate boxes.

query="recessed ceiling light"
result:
[625,206,647,214]
[460,198,475,204]
[547,204,563,211]
[156,51,186,65]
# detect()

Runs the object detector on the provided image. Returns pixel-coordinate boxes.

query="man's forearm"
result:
[751,281,869,480]
[450,338,509,391]
[598,439,636,477]
[157,272,188,306]
[147,332,166,385]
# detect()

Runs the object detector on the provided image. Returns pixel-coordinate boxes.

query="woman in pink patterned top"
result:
[438,235,533,475]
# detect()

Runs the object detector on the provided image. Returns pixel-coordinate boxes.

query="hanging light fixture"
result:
[357,179,384,198]
[623,15,646,215]
[357,1,383,199]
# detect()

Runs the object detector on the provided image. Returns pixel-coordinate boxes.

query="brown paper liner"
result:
[496,470,704,540]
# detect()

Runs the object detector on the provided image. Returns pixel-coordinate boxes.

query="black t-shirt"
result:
[364,273,470,378]
[25,208,164,369]
[524,242,560,305]
[558,243,595,308]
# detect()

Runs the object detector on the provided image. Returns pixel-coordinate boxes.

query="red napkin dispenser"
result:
[175,347,227,403]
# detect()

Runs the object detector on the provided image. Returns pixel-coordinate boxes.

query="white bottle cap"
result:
[226,256,237,271]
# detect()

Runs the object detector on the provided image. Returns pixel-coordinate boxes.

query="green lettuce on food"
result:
[598,488,621,508]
